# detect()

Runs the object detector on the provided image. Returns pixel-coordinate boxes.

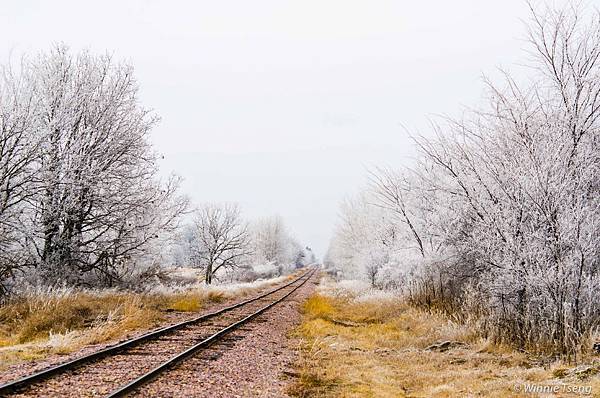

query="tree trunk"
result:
[205,263,213,285]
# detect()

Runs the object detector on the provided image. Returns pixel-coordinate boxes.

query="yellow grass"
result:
[288,293,600,398]
[0,291,162,368]
[166,293,204,312]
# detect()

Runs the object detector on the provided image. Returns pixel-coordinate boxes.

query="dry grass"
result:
[0,274,292,370]
[288,290,600,398]
[0,291,164,369]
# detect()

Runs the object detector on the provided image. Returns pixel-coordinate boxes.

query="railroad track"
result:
[0,267,317,398]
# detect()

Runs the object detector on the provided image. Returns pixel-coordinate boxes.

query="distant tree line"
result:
[172,205,313,284]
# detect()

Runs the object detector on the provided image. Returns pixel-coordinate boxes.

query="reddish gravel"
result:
[130,274,318,397]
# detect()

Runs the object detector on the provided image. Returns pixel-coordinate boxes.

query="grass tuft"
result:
[303,295,336,320]
[167,294,203,312]
[206,290,226,303]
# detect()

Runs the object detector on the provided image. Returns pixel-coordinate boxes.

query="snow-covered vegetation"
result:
[0,45,312,299]
[171,206,314,284]
[0,45,187,295]
[325,4,600,357]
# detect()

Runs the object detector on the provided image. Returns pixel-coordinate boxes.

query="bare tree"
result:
[192,204,252,284]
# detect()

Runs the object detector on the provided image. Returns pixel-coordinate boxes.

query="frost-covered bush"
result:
[252,261,280,279]
[316,278,372,300]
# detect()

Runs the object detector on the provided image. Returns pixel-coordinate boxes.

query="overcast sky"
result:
[2,0,590,256]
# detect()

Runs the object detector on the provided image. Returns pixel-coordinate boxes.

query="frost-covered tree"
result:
[0,45,187,292]
[250,216,289,268]
[249,215,305,275]
[28,46,187,286]
[0,62,39,294]
[172,211,310,281]
[411,3,600,355]
[291,243,313,269]
[326,192,402,286]
[191,203,252,284]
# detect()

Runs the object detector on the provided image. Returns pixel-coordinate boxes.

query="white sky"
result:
[2,0,591,256]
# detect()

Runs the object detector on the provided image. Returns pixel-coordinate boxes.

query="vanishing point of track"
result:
[0,266,317,397]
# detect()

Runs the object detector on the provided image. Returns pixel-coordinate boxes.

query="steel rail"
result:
[0,266,316,395]
[106,266,316,398]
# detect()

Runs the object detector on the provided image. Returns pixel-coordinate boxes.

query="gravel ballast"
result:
[132,274,318,397]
